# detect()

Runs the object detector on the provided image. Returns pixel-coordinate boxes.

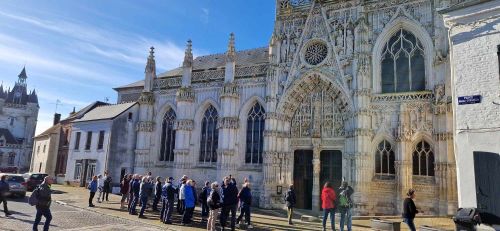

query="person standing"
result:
[236,182,253,229]
[129,175,141,215]
[103,175,112,202]
[0,175,12,216]
[177,176,187,214]
[321,182,337,231]
[200,181,211,221]
[120,174,131,209]
[182,180,195,225]
[87,176,98,207]
[138,177,153,218]
[153,176,162,212]
[220,177,238,231]
[127,174,136,211]
[97,174,104,203]
[161,177,176,224]
[33,176,53,231]
[338,181,354,231]
[402,189,419,231]
[284,184,296,225]
[207,182,221,231]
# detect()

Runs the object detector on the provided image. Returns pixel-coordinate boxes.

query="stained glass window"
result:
[160,109,176,161]
[200,105,219,163]
[245,103,265,164]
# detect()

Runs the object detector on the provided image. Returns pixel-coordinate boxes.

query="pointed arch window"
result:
[160,108,176,162]
[381,29,425,93]
[412,140,434,176]
[375,140,395,175]
[245,103,265,164]
[199,105,219,163]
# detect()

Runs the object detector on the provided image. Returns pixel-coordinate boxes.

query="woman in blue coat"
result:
[87,176,98,207]
[182,180,195,225]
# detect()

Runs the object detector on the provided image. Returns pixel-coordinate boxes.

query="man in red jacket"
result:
[321,182,337,231]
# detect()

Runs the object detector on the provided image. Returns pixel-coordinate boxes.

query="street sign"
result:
[458,95,481,105]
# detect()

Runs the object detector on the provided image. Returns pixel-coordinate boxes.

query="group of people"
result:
[285,181,355,231]
[87,172,253,231]
[86,171,113,207]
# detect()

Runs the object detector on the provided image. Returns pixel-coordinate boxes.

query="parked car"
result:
[23,173,48,191]
[0,173,27,197]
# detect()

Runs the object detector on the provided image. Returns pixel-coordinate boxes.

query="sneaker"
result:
[248,225,253,229]
[138,215,147,219]
[164,221,172,224]
[288,221,294,225]
[5,212,12,216]
[89,204,95,207]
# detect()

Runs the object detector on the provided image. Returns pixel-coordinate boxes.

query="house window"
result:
[0,152,3,165]
[9,117,14,126]
[37,145,40,153]
[74,163,82,180]
[245,103,265,164]
[412,140,435,176]
[43,144,46,153]
[0,139,4,147]
[128,112,133,121]
[85,131,92,150]
[97,131,105,150]
[8,153,15,166]
[199,105,219,163]
[160,109,176,162]
[381,29,425,93]
[86,162,96,181]
[375,140,395,175]
[74,132,81,150]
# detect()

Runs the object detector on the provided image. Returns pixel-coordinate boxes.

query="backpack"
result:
[28,187,40,206]
[338,193,350,208]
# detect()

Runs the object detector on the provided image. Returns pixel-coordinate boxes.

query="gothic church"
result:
[115,0,457,215]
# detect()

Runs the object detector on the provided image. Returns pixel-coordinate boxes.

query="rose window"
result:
[304,42,328,65]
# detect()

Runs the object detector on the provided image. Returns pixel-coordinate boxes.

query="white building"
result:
[114,0,462,215]
[65,102,138,189]
[441,0,500,224]
[0,67,39,173]
[31,121,61,174]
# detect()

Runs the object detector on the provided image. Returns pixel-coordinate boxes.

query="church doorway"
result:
[320,150,343,194]
[293,149,313,209]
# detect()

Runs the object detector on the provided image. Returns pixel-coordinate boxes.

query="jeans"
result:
[339,208,352,231]
[33,207,52,231]
[207,208,220,231]
[201,202,209,218]
[102,189,109,201]
[152,195,161,211]
[237,204,251,225]
[403,218,416,231]
[89,192,96,205]
[0,196,9,214]
[182,207,194,223]
[161,198,174,222]
[220,204,237,230]
[322,208,336,230]
[139,196,148,216]
[97,187,103,202]
[129,195,139,214]
[287,207,294,223]
[177,199,185,214]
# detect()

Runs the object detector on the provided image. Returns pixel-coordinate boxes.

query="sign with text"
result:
[458,95,481,105]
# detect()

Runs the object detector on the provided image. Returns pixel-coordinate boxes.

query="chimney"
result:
[53,113,61,125]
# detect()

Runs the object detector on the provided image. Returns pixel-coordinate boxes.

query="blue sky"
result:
[0,0,276,135]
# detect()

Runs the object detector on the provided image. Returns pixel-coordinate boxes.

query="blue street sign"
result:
[458,95,481,105]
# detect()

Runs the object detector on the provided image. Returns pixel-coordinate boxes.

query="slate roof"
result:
[73,102,137,122]
[0,128,18,144]
[34,124,61,139]
[61,101,109,123]
[114,47,269,90]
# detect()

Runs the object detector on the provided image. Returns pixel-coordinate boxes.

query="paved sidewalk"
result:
[50,184,455,231]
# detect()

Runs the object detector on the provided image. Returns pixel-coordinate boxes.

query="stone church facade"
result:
[115,0,459,215]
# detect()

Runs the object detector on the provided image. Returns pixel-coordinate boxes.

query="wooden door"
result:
[293,150,313,210]
[320,150,343,194]
[474,152,500,224]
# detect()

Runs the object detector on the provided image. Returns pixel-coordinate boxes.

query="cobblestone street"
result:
[0,185,456,231]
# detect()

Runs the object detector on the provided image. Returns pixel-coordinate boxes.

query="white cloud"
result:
[201,8,210,24]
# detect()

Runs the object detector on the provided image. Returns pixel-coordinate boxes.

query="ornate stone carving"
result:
[153,77,181,90]
[371,91,434,103]
[304,41,328,65]
[173,119,194,131]
[220,82,240,98]
[433,132,453,141]
[433,84,446,105]
[176,87,195,102]
[173,149,190,156]
[217,117,239,129]
[138,92,155,105]
[136,121,155,132]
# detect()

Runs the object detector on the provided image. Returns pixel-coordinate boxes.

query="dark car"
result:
[23,173,48,191]
[0,173,27,197]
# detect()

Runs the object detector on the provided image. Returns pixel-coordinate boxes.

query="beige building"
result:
[115,0,462,215]
[31,122,61,174]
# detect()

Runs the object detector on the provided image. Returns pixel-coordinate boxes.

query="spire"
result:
[145,46,156,76]
[183,39,193,68]
[226,33,236,63]
[17,66,27,86]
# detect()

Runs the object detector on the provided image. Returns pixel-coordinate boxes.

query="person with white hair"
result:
[96,174,104,203]
[207,181,221,231]
[138,176,153,218]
